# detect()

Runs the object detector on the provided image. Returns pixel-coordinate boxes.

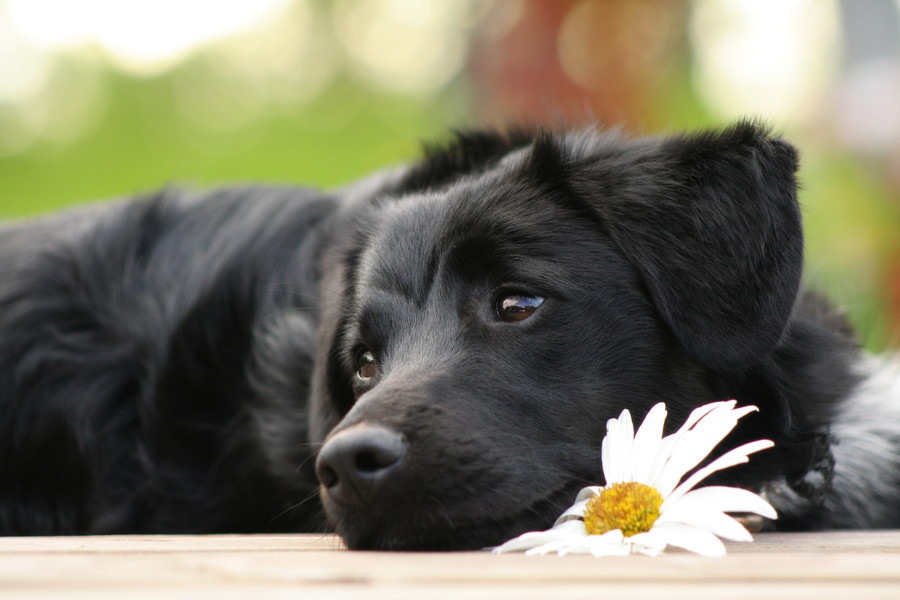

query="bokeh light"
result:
[690,0,841,124]
[334,0,475,96]
[8,0,293,75]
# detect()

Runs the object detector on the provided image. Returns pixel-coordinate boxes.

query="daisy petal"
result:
[585,531,631,557]
[646,436,677,489]
[524,529,627,557]
[655,404,759,496]
[646,401,732,488]
[491,519,586,554]
[675,486,778,520]
[526,540,574,556]
[619,409,635,481]
[669,401,735,441]
[602,417,618,484]
[626,529,669,556]
[529,530,627,557]
[631,403,667,484]
[555,499,589,525]
[666,439,775,503]
[656,503,753,542]
[574,485,603,503]
[554,486,602,526]
[601,435,610,484]
[604,409,634,484]
[652,521,728,557]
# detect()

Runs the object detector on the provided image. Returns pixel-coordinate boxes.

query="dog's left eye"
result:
[496,294,544,323]
[356,350,379,380]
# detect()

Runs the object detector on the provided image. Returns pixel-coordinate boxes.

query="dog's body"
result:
[1,123,899,549]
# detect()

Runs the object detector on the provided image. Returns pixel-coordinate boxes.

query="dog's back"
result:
[0,186,333,534]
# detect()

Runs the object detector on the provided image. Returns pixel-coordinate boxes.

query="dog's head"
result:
[309,122,802,550]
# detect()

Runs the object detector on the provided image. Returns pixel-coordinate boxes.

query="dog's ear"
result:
[568,122,803,371]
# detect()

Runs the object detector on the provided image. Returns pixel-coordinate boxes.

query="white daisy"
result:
[492,400,777,557]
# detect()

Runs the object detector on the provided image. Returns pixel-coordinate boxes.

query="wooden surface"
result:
[2,531,899,599]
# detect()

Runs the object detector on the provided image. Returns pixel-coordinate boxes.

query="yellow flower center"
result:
[583,482,663,537]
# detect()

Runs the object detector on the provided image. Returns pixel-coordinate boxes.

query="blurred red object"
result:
[469,0,685,128]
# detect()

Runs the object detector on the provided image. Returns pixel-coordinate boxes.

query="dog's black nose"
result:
[316,424,407,506]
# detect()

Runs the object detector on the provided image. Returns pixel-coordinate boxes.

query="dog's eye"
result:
[356,350,379,380]
[496,294,544,323]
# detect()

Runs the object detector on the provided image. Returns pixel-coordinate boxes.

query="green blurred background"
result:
[1,0,898,350]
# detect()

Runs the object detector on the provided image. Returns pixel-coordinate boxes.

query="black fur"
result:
[1,122,897,548]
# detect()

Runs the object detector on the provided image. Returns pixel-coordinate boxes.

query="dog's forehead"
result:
[355,193,451,303]
[353,175,601,307]
[354,181,532,300]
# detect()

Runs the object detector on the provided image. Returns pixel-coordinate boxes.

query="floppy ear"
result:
[573,122,803,371]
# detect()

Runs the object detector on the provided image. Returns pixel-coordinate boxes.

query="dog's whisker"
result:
[295,452,320,474]
[268,488,323,525]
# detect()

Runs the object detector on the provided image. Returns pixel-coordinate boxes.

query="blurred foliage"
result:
[0,70,468,217]
[0,0,898,350]
[802,152,900,351]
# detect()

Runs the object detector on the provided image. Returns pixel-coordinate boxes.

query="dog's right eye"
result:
[356,350,379,380]
[496,294,544,323]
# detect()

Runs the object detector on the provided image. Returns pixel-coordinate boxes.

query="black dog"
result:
[1,122,898,550]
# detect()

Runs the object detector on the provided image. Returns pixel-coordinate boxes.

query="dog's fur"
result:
[1,122,899,549]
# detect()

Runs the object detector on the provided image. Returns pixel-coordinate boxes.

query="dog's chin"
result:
[335,510,553,552]
[340,523,511,551]
[326,485,578,551]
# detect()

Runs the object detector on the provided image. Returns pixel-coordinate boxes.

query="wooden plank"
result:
[724,530,900,552]
[1,532,898,600]
[2,530,897,554]
[0,533,344,554]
